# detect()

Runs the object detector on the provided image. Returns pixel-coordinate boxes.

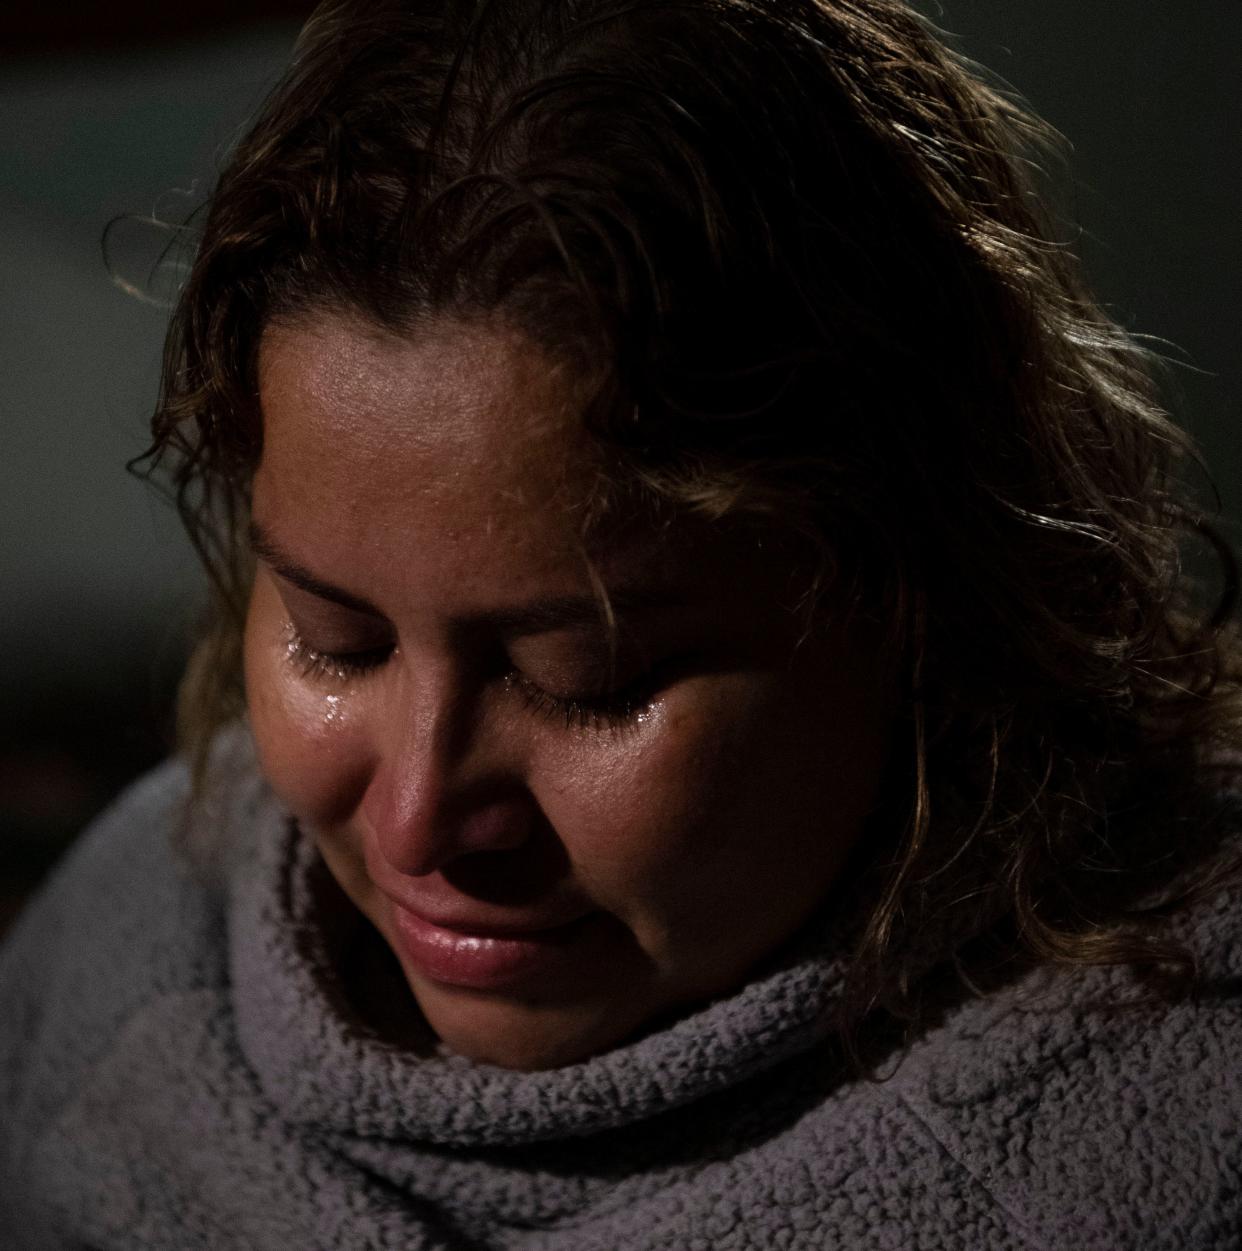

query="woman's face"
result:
[245,313,892,1070]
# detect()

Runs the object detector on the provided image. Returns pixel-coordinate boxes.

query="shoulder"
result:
[0,731,268,1148]
[882,880,1242,1249]
[3,749,232,981]
[1,760,212,1082]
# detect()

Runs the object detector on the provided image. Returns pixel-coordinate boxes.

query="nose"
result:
[362,664,534,877]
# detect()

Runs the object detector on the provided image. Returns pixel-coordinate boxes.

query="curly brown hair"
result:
[139,0,1242,1029]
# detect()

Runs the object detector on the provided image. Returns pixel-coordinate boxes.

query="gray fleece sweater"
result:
[1,746,1240,1250]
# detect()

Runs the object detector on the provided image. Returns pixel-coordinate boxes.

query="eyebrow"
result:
[250,522,383,617]
[248,521,676,636]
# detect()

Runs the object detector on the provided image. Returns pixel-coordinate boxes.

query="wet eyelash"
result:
[505,672,654,732]
[284,624,392,683]
[281,622,661,726]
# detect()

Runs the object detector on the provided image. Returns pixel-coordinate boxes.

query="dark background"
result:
[1,2,1238,928]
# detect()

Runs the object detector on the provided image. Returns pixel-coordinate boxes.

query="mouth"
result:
[387,901,598,991]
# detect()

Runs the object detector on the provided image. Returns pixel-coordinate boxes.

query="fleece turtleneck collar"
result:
[227,804,863,1150]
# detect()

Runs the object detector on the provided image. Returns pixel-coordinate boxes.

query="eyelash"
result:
[283,626,655,731]
[503,672,653,731]
[284,626,391,683]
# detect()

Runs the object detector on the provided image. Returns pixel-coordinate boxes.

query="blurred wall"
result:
[1,27,303,687]
[928,0,1242,526]
[0,23,303,921]
[0,3,1238,916]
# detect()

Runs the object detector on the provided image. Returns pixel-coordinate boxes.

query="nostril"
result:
[441,833,570,907]
[453,800,532,856]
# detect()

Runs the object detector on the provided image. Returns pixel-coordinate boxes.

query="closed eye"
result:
[284,624,395,683]
[503,654,689,732]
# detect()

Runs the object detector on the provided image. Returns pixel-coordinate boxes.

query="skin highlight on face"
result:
[243,312,892,1070]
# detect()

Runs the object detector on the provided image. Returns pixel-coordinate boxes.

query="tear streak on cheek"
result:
[272,670,365,739]
[250,681,373,830]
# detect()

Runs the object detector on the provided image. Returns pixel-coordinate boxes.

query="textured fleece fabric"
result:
[1,745,1241,1250]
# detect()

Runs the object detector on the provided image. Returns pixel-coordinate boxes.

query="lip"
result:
[387,900,596,991]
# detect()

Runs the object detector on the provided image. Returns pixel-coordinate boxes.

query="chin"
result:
[414,982,654,1071]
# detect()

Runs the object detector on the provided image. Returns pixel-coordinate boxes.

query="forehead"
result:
[252,314,812,626]
[257,313,601,518]
[252,313,826,646]
[253,313,714,627]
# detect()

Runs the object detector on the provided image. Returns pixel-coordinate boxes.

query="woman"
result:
[3,0,1240,1245]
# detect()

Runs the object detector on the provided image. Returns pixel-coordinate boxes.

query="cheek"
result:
[533,671,883,939]
[243,576,374,827]
[530,694,765,910]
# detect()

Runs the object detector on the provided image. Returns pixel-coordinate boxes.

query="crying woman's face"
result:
[243,311,891,1070]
